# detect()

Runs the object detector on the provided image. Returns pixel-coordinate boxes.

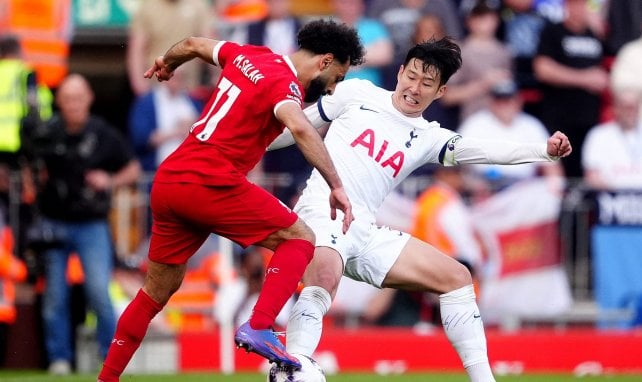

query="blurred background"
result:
[1,0,642,377]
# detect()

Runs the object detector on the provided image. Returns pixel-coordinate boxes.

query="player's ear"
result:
[435,84,447,99]
[321,53,334,70]
[397,65,405,81]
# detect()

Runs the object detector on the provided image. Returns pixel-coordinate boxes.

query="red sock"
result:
[250,239,314,329]
[98,289,163,382]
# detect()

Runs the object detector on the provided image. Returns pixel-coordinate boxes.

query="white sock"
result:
[286,286,332,356]
[440,284,495,382]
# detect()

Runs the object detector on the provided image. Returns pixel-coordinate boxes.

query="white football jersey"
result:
[296,79,458,222]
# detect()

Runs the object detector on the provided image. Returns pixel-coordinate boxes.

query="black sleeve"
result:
[536,21,560,59]
[97,119,137,172]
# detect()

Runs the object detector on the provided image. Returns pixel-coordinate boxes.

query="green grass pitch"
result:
[2,371,642,382]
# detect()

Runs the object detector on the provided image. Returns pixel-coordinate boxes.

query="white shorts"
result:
[295,203,411,288]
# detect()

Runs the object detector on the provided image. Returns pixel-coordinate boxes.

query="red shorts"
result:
[148,180,298,264]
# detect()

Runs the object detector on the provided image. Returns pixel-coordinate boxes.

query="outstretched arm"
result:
[144,37,219,82]
[442,131,572,166]
[275,102,353,233]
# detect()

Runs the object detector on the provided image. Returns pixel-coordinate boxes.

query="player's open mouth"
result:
[404,95,419,105]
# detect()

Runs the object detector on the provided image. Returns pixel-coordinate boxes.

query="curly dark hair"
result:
[297,19,365,66]
[403,37,463,86]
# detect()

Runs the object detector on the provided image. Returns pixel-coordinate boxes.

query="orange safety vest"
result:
[412,183,459,256]
[1,0,71,88]
[413,183,482,295]
[0,227,27,323]
[221,0,268,22]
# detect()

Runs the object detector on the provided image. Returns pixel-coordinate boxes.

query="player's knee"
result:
[433,259,473,294]
[144,265,185,305]
[448,261,473,290]
[289,219,316,245]
[300,225,316,245]
[316,270,339,292]
[303,262,341,296]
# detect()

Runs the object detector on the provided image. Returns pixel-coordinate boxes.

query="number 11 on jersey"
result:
[192,77,241,141]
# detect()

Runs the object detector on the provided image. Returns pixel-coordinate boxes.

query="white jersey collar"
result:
[282,55,297,77]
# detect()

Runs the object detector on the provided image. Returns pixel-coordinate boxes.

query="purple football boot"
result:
[234,321,301,368]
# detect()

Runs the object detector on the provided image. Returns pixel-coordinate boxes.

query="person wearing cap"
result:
[457,78,565,195]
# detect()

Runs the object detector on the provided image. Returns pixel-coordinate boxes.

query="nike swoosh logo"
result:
[360,104,378,113]
[301,312,317,320]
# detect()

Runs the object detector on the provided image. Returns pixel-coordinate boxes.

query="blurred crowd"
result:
[1,0,642,375]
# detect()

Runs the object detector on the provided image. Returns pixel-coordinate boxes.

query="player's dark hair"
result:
[297,19,365,66]
[403,37,462,86]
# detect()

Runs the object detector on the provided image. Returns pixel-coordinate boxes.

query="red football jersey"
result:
[155,41,305,186]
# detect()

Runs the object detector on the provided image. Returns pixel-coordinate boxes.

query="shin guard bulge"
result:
[440,284,495,382]
[250,239,314,329]
[98,289,163,382]
[286,285,332,356]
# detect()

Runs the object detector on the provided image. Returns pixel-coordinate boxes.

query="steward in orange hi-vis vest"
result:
[1,0,71,88]
[0,226,27,324]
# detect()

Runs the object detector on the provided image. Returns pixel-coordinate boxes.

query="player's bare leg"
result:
[286,246,343,356]
[383,237,496,382]
[98,261,186,382]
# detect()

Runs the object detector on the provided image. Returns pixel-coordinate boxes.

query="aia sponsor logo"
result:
[351,129,404,177]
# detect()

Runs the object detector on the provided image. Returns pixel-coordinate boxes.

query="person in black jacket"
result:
[33,74,141,375]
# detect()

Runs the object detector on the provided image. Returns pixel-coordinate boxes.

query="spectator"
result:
[441,2,512,122]
[0,34,52,257]
[332,0,394,87]
[228,0,302,55]
[128,67,202,244]
[533,0,608,180]
[458,79,564,194]
[413,12,447,42]
[127,0,212,96]
[0,214,27,367]
[603,0,641,55]
[499,0,548,117]
[128,68,202,173]
[215,0,269,23]
[0,0,71,89]
[582,88,642,190]
[610,21,642,117]
[367,0,463,90]
[32,74,141,375]
[413,166,482,273]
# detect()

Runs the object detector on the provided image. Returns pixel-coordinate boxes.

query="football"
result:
[267,354,326,382]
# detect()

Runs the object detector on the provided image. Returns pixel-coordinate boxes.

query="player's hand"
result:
[143,56,174,82]
[329,187,354,234]
[547,131,572,158]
